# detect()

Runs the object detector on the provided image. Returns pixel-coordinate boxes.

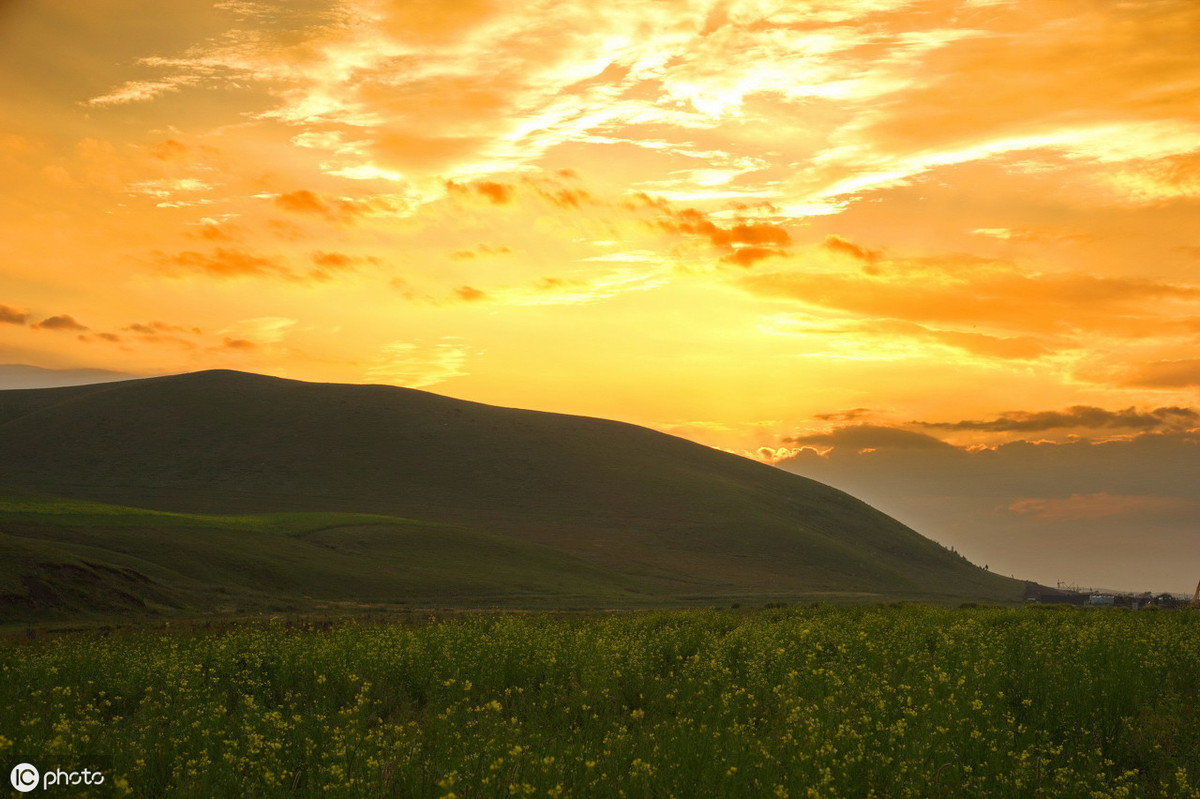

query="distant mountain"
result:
[0,370,1024,618]
[0,363,139,390]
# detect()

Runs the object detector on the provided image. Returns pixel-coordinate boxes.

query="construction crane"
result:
[1192,579,1200,609]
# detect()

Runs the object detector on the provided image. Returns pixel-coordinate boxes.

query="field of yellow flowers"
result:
[3,605,1200,797]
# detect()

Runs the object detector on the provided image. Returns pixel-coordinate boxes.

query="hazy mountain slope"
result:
[0,370,1024,606]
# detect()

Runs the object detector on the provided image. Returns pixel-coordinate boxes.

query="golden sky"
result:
[2,0,1199,587]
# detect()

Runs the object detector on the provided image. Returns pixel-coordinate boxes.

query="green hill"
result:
[0,370,1024,619]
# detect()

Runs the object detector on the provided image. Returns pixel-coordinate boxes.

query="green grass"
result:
[0,494,438,535]
[3,606,1199,797]
[0,494,663,624]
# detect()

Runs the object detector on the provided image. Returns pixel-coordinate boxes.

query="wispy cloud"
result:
[365,338,471,388]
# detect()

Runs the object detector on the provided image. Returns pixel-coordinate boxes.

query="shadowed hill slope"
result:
[0,370,1024,607]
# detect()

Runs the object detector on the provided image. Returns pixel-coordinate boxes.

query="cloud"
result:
[1120,359,1200,389]
[454,285,488,302]
[365,338,470,388]
[822,234,880,263]
[1008,493,1190,522]
[154,248,292,279]
[776,428,1200,590]
[919,406,1199,434]
[737,253,1200,338]
[273,190,395,223]
[220,317,296,346]
[0,305,29,325]
[33,315,88,332]
[147,139,193,162]
[720,246,786,268]
[476,181,512,205]
[785,424,955,452]
[122,320,200,336]
[451,244,513,260]
[658,207,792,248]
[85,77,200,107]
[759,313,1052,361]
[814,408,876,423]
[87,332,122,343]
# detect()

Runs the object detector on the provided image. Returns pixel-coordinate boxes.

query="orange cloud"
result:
[1008,493,1188,522]
[1120,359,1200,389]
[0,305,29,325]
[122,321,201,336]
[822,235,880,264]
[455,285,488,302]
[147,139,192,162]
[33,314,88,332]
[192,223,240,242]
[476,181,512,205]
[659,207,791,248]
[155,248,292,280]
[311,252,355,269]
[273,190,394,223]
[738,254,1199,337]
[720,247,785,268]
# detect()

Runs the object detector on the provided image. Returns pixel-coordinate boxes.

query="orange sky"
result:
[2,0,1198,589]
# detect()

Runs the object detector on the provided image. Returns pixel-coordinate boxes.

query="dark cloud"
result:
[220,337,256,350]
[33,314,88,332]
[0,304,29,325]
[776,429,1200,591]
[814,408,876,422]
[785,424,955,451]
[918,406,1199,433]
[122,320,199,335]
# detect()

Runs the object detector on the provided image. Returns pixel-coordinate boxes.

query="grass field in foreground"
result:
[4,606,1200,798]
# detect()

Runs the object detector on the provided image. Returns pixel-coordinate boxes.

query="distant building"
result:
[1023,583,1088,605]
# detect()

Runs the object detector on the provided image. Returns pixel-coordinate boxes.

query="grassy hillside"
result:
[0,493,663,623]
[0,370,1026,615]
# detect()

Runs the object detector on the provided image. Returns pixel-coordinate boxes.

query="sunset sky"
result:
[2,0,1198,591]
